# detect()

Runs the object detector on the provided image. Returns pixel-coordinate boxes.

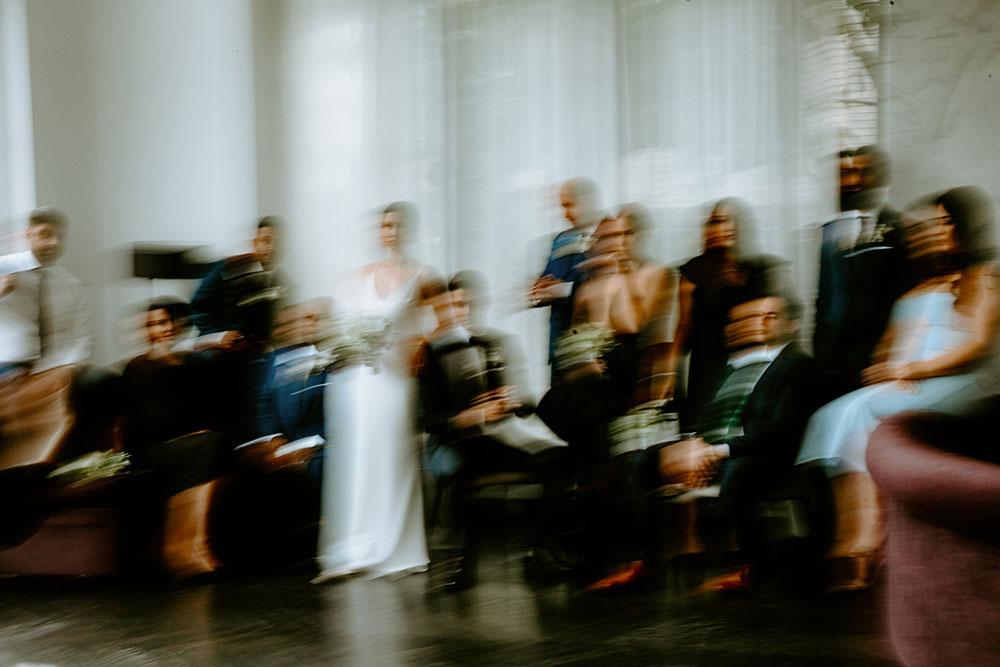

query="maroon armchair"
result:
[867,410,1000,667]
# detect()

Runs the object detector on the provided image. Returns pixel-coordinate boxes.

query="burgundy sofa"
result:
[867,411,1000,667]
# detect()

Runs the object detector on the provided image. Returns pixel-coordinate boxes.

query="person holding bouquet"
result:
[314,202,441,582]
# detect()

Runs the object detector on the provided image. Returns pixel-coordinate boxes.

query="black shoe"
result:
[439,555,475,591]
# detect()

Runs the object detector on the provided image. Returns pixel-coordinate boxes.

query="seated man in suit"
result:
[418,272,564,586]
[600,290,817,591]
[251,299,331,480]
[190,216,291,442]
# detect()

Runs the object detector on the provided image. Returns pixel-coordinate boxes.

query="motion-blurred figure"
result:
[0,207,92,470]
[814,146,905,401]
[190,216,289,347]
[419,271,563,588]
[668,198,788,430]
[620,291,816,592]
[253,299,330,478]
[190,216,289,442]
[530,178,603,382]
[538,210,673,462]
[796,186,1000,591]
[316,202,441,582]
[120,298,226,579]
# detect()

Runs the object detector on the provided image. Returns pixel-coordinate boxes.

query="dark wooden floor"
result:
[0,547,898,666]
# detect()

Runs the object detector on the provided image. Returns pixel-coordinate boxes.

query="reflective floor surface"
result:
[0,551,897,666]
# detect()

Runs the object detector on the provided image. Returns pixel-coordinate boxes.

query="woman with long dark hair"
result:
[668,198,788,429]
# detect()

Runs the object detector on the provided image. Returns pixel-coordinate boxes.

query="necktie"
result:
[36,268,50,358]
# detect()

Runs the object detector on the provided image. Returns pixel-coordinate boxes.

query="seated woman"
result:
[538,206,676,463]
[796,186,1000,590]
[536,206,676,579]
[121,298,228,579]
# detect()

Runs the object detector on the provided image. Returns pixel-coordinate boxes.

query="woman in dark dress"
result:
[121,298,226,578]
[669,198,788,430]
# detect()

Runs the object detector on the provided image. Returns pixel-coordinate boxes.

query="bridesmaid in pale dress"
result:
[315,202,441,581]
[797,186,999,590]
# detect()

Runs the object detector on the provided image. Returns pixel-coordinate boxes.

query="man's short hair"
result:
[855,145,892,187]
[147,296,191,323]
[257,215,282,233]
[29,206,68,229]
[448,270,489,301]
[736,290,802,322]
[423,276,449,302]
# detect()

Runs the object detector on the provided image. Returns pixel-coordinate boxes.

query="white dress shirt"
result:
[0,251,93,370]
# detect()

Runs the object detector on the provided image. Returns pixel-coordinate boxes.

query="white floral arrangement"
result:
[553,324,617,371]
[608,405,680,457]
[47,450,131,485]
[314,314,394,371]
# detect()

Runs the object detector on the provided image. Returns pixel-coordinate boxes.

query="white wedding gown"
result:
[318,270,429,578]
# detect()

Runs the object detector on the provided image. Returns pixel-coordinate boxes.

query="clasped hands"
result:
[657,437,727,489]
[453,386,520,429]
[860,361,922,391]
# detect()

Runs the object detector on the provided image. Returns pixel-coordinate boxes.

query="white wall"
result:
[26,0,259,364]
[886,0,1000,209]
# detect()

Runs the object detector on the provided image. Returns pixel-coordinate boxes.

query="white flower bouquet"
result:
[608,405,680,457]
[553,324,617,371]
[314,314,394,371]
[47,450,131,485]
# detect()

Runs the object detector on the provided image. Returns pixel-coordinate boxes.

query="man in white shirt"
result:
[0,207,92,374]
[0,207,93,470]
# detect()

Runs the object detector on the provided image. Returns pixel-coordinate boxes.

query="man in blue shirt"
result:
[530,178,603,382]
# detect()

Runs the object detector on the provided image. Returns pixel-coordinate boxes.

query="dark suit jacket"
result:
[719,343,818,466]
[255,346,326,442]
[190,254,289,342]
[417,329,533,446]
[814,207,905,392]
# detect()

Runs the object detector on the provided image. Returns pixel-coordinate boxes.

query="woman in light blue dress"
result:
[797,186,999,590]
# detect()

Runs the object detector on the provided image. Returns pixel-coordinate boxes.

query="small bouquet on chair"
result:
[314,314,393,373]
[608,404,680,458]
[47,450,131,485]
[553,324,617,376]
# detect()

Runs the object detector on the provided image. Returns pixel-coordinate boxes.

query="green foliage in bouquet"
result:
[315,314,394,370]
[608,405,680,457]
[47,451,131,485]
[553,323,617,371]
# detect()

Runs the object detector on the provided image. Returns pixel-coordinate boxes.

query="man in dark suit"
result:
[190,216,290,441]
[613,291,817,591]
[530,178,603,382]
[191,216,289,348]
[814,146,905,401]
[252,299,330,480]
[419,272,564,586]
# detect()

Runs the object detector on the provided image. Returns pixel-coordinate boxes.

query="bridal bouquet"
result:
[314,313,394,371]
[608,404,680,458]
[47,450,131,485]
[553,324,617,371]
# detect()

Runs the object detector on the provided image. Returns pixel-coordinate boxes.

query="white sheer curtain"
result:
[0,0,34,247]
[258,0,836,392]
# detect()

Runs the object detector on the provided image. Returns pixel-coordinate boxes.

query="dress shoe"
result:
[694,565,752,594]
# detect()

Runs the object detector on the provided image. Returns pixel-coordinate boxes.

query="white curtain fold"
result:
[257,0,837,392]
[0,0,35,247]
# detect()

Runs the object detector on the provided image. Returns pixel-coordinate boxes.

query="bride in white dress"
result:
[316,202,440,580]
